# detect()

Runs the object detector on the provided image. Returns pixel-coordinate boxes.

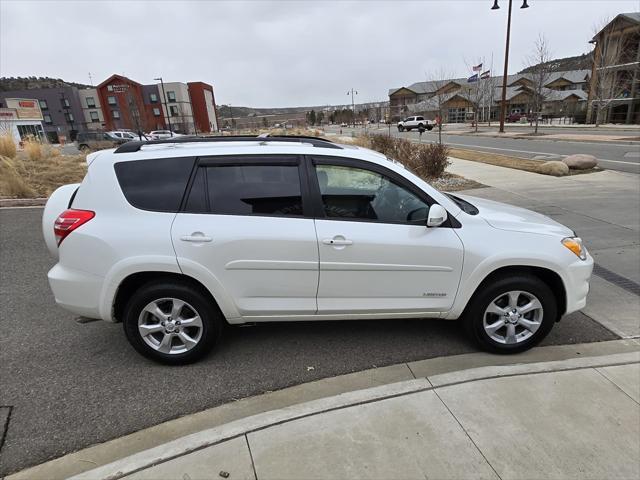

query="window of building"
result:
[107,96,117,105]
[43,114,52,124]
[61,98,70,108]
[170,105,179,116]
[197,164,303,216]
[167,91,176,102]
[153,107,161,116]
[112,110,120,119]
[115,157,196,212]
[149,93,158,103]
[86,96,96,108]
[65,112,74,123]
[314,163,428,224]
[90,111,100,122]
[39,99,48,110]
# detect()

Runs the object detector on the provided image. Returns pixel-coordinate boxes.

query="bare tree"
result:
[526,34,553,134]
[425,68,455,144]
[590,17,637,125]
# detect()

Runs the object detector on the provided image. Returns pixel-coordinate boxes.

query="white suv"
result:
[43,135,593,364]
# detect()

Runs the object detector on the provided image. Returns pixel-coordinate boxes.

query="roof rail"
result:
[113,135,342,153]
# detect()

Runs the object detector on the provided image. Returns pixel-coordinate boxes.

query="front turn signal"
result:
[562,237,587,260]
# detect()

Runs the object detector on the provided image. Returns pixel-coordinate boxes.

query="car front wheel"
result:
[123,281,222,364]
[464,275,556,354]
[398,125,404,132]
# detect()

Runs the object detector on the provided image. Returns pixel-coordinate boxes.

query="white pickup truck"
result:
[397,116,434,132]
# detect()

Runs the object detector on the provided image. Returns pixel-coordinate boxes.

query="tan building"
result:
[587,12,640,124]
[389,70,590,123]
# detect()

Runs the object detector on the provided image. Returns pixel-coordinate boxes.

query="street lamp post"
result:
[154,77,173,134]
[492,0,529,133]
[347,88,358,127]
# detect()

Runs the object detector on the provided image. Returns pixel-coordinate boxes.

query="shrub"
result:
[0,133,17,158]
[23,137,43,161]
[412,143,450,179]
[0,156,36,198]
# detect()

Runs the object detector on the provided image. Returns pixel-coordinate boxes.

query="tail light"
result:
[54,209,95,246]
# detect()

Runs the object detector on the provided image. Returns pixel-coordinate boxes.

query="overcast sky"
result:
[1,0,637,107]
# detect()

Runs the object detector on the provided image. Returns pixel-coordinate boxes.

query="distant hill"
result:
[519,52,593,74]
[0,76,92,91]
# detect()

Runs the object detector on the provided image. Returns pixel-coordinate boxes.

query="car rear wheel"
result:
[123,281,222,364]
[79,144,90,152]
[463,275,556,354]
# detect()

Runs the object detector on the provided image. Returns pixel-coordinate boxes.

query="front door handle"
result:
[322,238,353,246]
[180,232,213,243]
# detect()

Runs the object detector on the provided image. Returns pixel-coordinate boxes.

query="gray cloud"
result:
[1,0,636,107]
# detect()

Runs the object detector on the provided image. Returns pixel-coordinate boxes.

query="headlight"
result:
[562,237,587,260]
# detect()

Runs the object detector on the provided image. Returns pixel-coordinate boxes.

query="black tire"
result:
[426,125,433,131]
[79,144,90,152]
[398,125,404,132]
[417,123,424,129]
[463,274,556,354]
[123,280,223,365]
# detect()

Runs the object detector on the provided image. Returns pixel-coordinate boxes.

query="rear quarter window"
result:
[114,157,195,212]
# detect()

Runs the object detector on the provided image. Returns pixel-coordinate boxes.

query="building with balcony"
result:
[587,12,640,124]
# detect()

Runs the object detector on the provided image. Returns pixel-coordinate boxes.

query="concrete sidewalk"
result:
[61,347,639,480]
[447,157,640,339]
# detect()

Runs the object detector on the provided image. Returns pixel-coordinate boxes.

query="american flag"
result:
[472,63,483,72]
[480,70,491,79]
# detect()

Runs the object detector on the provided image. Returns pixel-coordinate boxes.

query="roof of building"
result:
[391,69,591,99]
[592,12,640,40]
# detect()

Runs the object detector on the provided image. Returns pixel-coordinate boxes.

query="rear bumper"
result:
[48,263,104,319]
[563,254,594,315]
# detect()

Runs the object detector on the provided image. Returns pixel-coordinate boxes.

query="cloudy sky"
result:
[1,0,636,107]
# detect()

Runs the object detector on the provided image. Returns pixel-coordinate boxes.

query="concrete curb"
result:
[448,131,640,145]
[0,198,47,208]
[68,349,640,480]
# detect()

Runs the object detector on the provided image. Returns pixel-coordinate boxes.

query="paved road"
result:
[0,208,617,476]
[329,125,640,174]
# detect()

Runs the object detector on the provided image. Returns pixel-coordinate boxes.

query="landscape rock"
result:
[539,161,570,176]
[562,153,598,170]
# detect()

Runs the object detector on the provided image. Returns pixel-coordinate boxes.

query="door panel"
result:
[310,159,463,314]
[173,214,319,316]
[315,220,463,313]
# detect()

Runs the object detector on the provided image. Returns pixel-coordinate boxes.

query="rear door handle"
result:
[180,232,212,243]
[322,238,353,246]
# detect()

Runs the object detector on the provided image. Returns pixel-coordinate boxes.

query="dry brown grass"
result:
[0,133,17,158]
[0,151,86,198]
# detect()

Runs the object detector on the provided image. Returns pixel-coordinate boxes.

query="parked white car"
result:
[109,131,148,142]
[43,135,592,364]
[397,116,434,132]
[149,130,182,140]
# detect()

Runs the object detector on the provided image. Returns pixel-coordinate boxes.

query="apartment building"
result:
[587,12,640,124]
[0,74,220,141]
[389,70,590,123]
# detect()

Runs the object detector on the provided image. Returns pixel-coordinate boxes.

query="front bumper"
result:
[48,263,104,319]
[563,253,594,315]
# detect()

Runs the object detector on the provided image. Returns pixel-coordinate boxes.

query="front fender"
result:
[444,252,570,320]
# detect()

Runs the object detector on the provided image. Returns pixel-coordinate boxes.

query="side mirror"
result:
[427,204,448,227]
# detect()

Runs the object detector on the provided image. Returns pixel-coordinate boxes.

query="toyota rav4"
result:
[43,135,592,364]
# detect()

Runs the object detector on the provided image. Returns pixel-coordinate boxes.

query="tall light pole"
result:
[492,0,529,133]
[347,88,357,127]
[154,77,173,134]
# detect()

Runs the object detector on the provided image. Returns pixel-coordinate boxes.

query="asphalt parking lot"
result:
[0,207,618,476]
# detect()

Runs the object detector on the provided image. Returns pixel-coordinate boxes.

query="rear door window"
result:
[114,157,195,212]
[184,159,305,217]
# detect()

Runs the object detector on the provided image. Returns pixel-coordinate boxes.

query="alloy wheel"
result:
[137,297,203,354]
[482,290,543,345]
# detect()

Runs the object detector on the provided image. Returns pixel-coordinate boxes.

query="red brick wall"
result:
[188,82,216,133]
